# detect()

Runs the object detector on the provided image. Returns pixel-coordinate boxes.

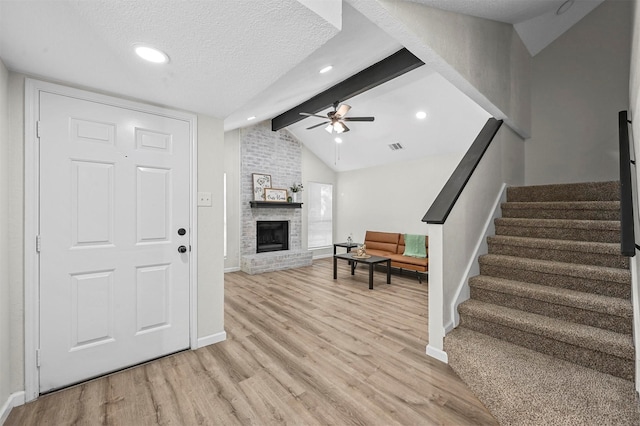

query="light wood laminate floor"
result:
[7,258,497,425]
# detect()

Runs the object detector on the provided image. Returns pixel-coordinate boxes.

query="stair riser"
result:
[507,182,620,203]
[487,242,629,269]
[478,263,631,299]
[501,208,619,221]
[458,317,633,380]
[470,287,632,334]
[495,225,620,243]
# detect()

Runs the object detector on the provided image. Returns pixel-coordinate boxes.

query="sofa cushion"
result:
[388,253,429,267]
[364,231,400,254]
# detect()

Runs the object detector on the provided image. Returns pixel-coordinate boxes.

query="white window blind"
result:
[307,182,333,249]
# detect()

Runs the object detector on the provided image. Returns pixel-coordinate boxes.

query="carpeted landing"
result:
[445,328,640,425]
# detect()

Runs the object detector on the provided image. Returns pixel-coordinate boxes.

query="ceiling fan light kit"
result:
[301,101,374,135]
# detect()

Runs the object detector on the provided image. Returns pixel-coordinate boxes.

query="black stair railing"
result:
[619,110,637,257]
[423,118,503,224]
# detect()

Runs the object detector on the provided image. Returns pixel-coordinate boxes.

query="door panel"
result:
[38,91,191,393]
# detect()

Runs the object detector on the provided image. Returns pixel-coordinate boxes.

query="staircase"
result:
[454,181,634,380]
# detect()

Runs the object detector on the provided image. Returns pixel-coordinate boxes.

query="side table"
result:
[333,242,360,255]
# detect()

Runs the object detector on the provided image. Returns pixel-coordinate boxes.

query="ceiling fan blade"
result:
[306,121,329,130]
[335,104,351,119]
[343,117,375,122]
[300,112,329,119]
[335,122,350,133]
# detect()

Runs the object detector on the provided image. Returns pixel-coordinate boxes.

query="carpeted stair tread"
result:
[479,254,630,284]
[495,217,621,243]
[469,275,632,318]
[487,235,628,269]
[501,200,620,220]
[488,235,622,255]
[458,299,634,360]
[444,328,640,425]
[507,181,620,202]
[495,217,621,231]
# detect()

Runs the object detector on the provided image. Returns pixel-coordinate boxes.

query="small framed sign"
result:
[264,188,288,202]
[252,173,272,201]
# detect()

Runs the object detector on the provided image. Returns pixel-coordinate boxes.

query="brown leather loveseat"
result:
[363,231,428,282]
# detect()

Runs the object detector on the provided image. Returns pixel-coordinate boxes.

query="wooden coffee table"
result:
[333,252,391,290]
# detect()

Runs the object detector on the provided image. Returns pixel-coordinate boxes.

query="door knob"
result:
[178,245,187,253]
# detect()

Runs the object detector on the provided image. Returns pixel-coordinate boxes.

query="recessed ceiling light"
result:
[134,44,169,64]
[247,116,256,121]
[416,111,427,119]
[319,65,333,74]
[556,0,574,15]
[335,137,342,144]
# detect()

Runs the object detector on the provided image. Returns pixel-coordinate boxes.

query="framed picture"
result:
[264,188,288,202]
[252,173,272,201]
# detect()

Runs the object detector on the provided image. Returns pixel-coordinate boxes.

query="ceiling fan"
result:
[299,101,375,134]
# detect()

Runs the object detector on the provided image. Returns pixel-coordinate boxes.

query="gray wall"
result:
[349,0,531,138]
[0,59,11,414]
[525,0,631,184]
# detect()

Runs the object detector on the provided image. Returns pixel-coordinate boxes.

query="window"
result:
[307,182,333,249]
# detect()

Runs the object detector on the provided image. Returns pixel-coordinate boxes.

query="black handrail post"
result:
[619,110,635,257]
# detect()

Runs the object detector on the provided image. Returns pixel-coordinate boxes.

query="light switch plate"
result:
[197,192,212,206]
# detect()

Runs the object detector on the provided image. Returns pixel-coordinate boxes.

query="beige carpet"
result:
[445,328,640,425]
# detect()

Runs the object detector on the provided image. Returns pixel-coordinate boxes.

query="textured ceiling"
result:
[225,2,402,131]
[0,0,601,171]
[0,0,339,118]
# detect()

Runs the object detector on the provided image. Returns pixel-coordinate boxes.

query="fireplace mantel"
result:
[249,201,302,208]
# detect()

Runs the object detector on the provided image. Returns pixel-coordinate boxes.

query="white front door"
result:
[38,91,191,393]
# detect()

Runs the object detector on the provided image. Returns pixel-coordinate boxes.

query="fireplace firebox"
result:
[256,221,289,253]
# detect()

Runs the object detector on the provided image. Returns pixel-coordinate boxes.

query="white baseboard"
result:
[312,253,333,260]
[224,267,241,273]
[426,344,449,364]
[196,331,227,349]
[1,391,25,424]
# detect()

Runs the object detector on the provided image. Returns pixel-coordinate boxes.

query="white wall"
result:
[427,125,525,360]
[196,115,226,341]
[335,152,464,243]
[0,59,12,418]
[525,0,631,185]
[301,145,337,258]
[7,71,24,399]
[4,73,226,401]
[627,0,640,394]
[224,129,241,271]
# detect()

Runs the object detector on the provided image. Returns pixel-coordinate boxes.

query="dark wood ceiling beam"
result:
[271,48,424,131]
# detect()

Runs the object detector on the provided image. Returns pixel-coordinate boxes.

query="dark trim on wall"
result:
[422,118,503,224]
[271,48,424,131]
[618,110,635,257]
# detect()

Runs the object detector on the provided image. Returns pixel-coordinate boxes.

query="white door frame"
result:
[24,78,199,402]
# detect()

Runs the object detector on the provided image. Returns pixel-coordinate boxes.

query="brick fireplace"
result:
[239,122,312,274]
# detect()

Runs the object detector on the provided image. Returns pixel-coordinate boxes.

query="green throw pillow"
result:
[403,234,426,258]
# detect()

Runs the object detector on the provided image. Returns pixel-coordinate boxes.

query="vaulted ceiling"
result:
[0,0,603,171]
